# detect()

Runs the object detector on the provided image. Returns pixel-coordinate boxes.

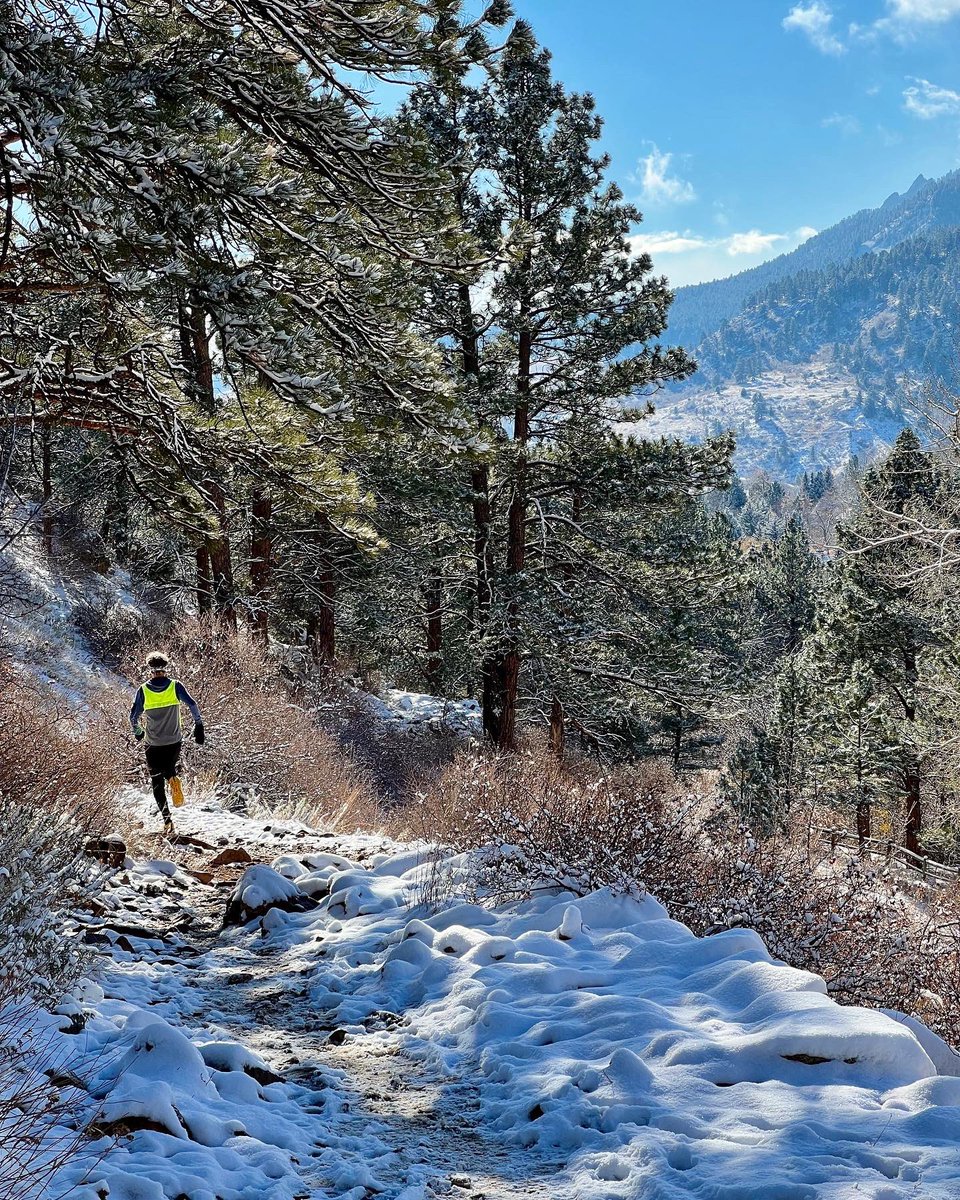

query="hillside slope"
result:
[644,173,960,479]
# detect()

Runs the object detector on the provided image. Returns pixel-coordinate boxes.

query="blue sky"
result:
[507,0,960,286]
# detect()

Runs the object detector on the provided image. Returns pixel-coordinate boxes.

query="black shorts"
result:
[145,740,182,779]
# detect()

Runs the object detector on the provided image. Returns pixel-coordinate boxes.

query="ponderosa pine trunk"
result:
[179,293,235,626]
[457,273,498,739]
[549,695,565,761]
[472,461,498,735]
[424,574,443,694]
[196,546,213,614]
[903,645,921,855]
[41,427,53,557]
[856,801,871,846]
[205,478,236,629]
[494,325,531,751]
[671,705,683,772]
[249,488,272,643]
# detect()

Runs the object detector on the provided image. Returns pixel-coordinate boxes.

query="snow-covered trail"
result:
[177,863,567,1200]
[207,964,568,1200]
[58,789,569,1200]
[52,784,960,1200]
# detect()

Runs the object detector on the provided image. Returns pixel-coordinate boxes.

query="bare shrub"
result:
[73,594,148,670]
[120,619,382,830]
[0,659,124,830]
[408,745,960,1047]
[310,670,461,806]
[0,797,99,998]
[0,987,97,1200]
[0,797,105,1200]
[396,746,693,901]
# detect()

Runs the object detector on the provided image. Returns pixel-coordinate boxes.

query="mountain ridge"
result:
[647,170,960,480]
[666,169,960,352]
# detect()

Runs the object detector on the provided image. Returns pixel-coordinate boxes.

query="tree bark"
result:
[457,271,500,739]
[248,488,272,643]
[856,801,871,847]
[494,325,531,751]
[549,695,565,761]
[179,291,234,624]
[196,546,213,614]
[471,462,499,737]
[903,645,921,855]
[179,291,215,411]
[41,429,53,557]
[904,760,922,855]
[205,478,236,629]
[671,705,683,772]
[308,513,336,664]
[424,574,443,694]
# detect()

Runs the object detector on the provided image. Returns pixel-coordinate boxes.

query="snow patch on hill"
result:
[0,520,145,698]
[630,358,904,479]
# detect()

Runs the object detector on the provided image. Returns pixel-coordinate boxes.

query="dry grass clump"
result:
[0,660,109,1199]
[120,619,381,831]
[407,744,960,1049]
[0,657,123,831]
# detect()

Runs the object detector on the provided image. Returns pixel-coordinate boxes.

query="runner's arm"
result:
[129,688,144,732]
[175,681,202,725]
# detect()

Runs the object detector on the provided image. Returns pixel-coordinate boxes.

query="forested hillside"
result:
[646,170,960,480]
[667,169,960,349]
[701,224,960,391]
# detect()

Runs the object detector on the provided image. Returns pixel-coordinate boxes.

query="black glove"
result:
[134,728,145,742]
[193,722,205,745]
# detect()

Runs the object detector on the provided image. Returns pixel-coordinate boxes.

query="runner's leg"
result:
[145,744,172,821]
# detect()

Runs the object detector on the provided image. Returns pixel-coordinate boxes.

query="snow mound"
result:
[225,864,317,924]
[297,854,960,1197]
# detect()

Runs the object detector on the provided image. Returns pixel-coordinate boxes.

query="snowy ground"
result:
[366,689,482,739]
[38,786,960,1200]
[0,524,145,698]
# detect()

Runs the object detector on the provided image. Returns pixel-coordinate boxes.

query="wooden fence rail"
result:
[817,827,960,886]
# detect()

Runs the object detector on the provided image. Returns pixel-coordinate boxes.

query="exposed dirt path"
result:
[104,803,568,1200]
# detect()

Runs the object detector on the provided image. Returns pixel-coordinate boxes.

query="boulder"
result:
[223,865,318,926]
[208,846,253,868]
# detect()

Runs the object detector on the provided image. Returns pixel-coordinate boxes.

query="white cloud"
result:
[821,112,862,134]
[630,231,708,255]
[903,77,960,118]
[725,230,786,256]
[885,0,960,21]
[630,226,818,284]
[634,145,696,206]
[783,3,846,54]
[864,0,960,39]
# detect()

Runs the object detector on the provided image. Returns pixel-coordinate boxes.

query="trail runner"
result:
[129,652,204,837]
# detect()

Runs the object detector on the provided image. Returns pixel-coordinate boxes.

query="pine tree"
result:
[438,22,698,748]
[796,430,945,849]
